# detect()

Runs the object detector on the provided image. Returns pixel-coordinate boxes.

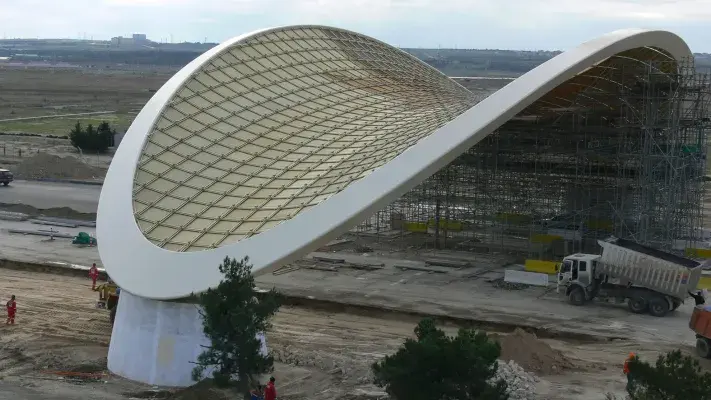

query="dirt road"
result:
[0,267,696,399]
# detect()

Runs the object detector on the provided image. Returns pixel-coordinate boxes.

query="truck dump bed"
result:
[596,237,706,299]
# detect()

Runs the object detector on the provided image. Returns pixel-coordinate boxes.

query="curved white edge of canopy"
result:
[97,26,691,300]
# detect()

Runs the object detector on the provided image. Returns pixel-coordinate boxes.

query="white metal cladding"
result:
[97,26,692,300]
[597,240,702,298]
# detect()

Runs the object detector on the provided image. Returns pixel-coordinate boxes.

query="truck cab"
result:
[557,253,599,296]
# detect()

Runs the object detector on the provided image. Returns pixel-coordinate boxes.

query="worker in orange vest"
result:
[623,352,636,391]
[6,295,16,325]
[89,263,99,290]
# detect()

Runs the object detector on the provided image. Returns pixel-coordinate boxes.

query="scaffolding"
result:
[348,56,711,260]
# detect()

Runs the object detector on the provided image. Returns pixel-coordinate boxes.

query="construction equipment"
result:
[556,237,708,317]
[95,281,119,325]
[72,232,97,246]
[690,306,711,358]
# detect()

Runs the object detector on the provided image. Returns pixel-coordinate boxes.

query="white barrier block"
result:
[504,270,549,286]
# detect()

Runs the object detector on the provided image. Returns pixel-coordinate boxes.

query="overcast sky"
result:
[1,0,710,51]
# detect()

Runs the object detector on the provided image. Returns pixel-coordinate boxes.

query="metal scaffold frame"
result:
[348,55,711,260]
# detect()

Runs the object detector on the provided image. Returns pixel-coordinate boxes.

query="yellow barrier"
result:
[524,259,560,274]
[530,234,563,244]
[586,219,614,232]
[403,222,428,233]
[686,248,711,259]
[698,276,711,290]
[495,213,532,225]
[426,219,464,232]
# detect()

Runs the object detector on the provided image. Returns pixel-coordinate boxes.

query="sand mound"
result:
[13,153,104,180]
[494,328,572,375]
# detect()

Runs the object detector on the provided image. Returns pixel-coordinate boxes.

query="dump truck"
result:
[690,306,711,357]
[556,237,708,317]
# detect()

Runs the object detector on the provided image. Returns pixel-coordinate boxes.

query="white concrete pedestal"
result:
[108,290,267,387]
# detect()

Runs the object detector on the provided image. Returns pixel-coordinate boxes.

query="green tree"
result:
[69,122,85,149]
[372,318,508,400]
[96,121,116,148]
[68,121,114,153]
[625,350,711,400]
[192,256,282,399]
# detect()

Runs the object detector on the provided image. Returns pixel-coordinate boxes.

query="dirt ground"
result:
[0,266,698,400]
[0,67,170,124]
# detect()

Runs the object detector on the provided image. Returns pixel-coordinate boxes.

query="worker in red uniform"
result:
[264,377,277,400]
[89,263,99,290]
[6,295,16,325]
[623,352,636,392]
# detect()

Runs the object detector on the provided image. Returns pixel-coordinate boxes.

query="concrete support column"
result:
[108,291,269,387]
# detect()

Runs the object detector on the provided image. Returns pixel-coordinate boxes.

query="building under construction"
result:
[350,54,711,260]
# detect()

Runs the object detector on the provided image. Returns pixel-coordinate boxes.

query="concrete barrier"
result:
[504,270,550,286]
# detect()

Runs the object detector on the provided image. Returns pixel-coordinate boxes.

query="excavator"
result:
[95,280,119,325]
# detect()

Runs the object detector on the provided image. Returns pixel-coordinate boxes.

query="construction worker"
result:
[623,352,636,391]
[690,290,706,306]
[89,263,99,290]
[6,295,16,325]
[250,384,264,400]
[264,377,277,400]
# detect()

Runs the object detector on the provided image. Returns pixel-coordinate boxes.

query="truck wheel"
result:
[697,338,711,358]
[628,297,648,313]
[2,182,7,186]
[568,287,586,306]
[648,296,670,317]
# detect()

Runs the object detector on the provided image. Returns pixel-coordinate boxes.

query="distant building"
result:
[111,34,149,47]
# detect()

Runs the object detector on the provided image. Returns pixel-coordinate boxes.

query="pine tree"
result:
[192,256,282,399]
[627,350,711,400]
[373,318,509,400]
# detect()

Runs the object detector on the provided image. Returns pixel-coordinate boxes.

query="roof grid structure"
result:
[133,26,477,252]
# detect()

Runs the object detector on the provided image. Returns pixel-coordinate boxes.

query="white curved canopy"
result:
[97,26,691,300]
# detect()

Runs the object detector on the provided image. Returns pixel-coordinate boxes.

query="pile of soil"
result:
[13,153,105,180]
[494,328,572,375]
[166,380,233,400]
[0,203,97,221]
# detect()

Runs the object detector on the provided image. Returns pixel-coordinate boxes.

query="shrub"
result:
[372,318,509,400]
